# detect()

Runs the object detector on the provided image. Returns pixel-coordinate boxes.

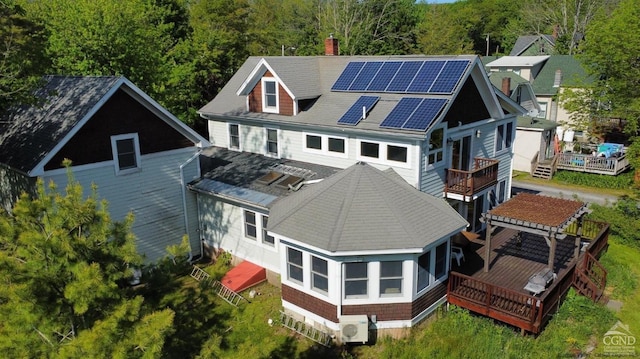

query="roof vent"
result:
[553,69,562,87]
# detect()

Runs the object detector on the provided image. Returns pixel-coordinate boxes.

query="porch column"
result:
[548,232,557,272]
[574,215,584,259]
[484,220,492,273]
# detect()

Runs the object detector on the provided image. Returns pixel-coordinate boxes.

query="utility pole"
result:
[486,34,490,56]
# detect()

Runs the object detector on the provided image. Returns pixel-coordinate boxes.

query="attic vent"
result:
[553,70,562,87]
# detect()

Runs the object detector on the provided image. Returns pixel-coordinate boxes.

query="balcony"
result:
[444,158,499,201]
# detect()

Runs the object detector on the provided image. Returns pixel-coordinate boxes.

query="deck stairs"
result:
[190,266,245,306]
[279,311,333,347]
[531,153,558,180]
[573,252,607,302]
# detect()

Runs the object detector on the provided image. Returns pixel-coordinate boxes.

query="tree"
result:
[0,0,48,112]
[0,168,174,357]
[415,3,477,55]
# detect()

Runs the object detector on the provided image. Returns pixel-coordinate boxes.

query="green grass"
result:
[512,170,634,198]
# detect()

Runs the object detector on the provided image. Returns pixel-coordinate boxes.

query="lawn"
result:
[161,237,638,358]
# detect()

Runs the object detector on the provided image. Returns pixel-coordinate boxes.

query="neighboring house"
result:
[0,76,209,262]
[509,34,557,56]
[194,38,525,335]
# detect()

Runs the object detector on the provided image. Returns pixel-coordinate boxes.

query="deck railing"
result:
[445,158,499,199]
[555,153,629,175]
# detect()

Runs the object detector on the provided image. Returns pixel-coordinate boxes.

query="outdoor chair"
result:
[451,245,465,266]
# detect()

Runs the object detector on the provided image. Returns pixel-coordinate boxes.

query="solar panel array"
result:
[331,59,470,94]
[337,96,380,126]
[380,98,447,131]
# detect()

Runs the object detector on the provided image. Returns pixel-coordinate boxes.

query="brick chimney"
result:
[324,34,339,56]
[501,77,511,96]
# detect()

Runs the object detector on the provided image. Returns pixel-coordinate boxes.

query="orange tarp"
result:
[221,260,266,293]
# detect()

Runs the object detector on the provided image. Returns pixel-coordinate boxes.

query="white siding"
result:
[43,148,201,262]
[513,129,543,172]
[197,195,280,272]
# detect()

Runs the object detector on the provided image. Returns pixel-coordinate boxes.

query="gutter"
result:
[179,149,203,261]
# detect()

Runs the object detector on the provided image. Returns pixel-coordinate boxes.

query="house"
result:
[0,76,209,262]
[509,34,557,56]
[194,38,525,336]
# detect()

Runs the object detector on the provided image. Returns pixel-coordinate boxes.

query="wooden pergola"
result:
[481,193,591,273]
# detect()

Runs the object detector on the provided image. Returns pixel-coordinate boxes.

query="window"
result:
[360,141,379,158]
[380,261,403,296]
[387,145,407,163]
[305,134,322,150]
[262,78,278,113]
[417,251,431,292]
[111,133,141,175]
[244,210,257,239]
[344,262,368,298]
[262,216,274,246]
[229,124,240,150]
[427,127,444,166]
[434,242,448,279]
[498,180,506,204]
[496,122,514,152]
[266,128,279,157]
[287,248,303,283]
[537,102,547,119]
[328,137,345,154]
[311,256,328,293]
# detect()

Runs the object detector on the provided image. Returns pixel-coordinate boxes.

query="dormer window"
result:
[111,133,141,175]
[262,78,279,113]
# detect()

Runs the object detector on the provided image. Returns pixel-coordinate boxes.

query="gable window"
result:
[262,216,274,246]
[360,141,379,158]
[434,242,448,279]
[287,248,303,283]
[496,122,514,152]
[262,78,278,113]
[380,261,403,296]
[111,133,141,175]
[427,127,444,166]
[305,134,322,150]
[417,250,432,292]
[244,210,257,240]
[311,256,328,293]
[328,137,345,154]
[387,145,407,163]
[266,128,279,157]
[344,262,368,298]
[228,123,240,150]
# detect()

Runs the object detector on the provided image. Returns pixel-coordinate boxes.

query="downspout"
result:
[180,149,203,262]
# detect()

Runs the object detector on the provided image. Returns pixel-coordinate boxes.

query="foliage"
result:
[589,195,640,249]
[0,0,48,112]
[552,169,634,190]
[415,4,477,55]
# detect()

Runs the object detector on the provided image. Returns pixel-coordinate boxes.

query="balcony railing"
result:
[555,152,629,175]
[444,158,499,200]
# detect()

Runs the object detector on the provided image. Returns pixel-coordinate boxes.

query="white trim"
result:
[264,127,280,158]
[425,124,446,170]
[356,138,412,168]
[227,123,242,151]
[415,239,450,298]
[236,58,296,100]
[301,132,348,158]
[110,133,141,176]
[261,77,279,114]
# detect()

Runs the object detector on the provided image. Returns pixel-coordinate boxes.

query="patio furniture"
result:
[451,245,465,266]
[524,268,556,295]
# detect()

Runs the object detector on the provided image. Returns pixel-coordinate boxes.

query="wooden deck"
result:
[555,152,629,175]
[447,220,609,334]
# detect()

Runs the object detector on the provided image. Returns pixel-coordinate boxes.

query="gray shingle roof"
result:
[268,162,468,253]
[0,76,122,173]
[510,35,556,56]
[199,55,484,139]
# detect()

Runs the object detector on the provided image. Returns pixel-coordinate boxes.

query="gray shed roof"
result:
[268,162,468,254]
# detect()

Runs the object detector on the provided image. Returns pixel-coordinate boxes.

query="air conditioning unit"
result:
[339,315,369,344]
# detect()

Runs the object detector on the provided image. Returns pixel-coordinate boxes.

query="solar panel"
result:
[331,62,365,91]
[407,60,445,93]
[386,61,423,92]
[428,60,470,94]
[337,96,380,125]
[401,98,447,131]
[366,61,402,92]
[379,97,423,129]
[349,62,383,91]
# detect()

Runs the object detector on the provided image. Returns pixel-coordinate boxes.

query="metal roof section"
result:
[268,162,468,253]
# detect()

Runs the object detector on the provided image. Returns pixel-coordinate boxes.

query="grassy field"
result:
[169,236,638,358]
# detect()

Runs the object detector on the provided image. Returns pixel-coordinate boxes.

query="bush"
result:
[589,196,640,249]
[553,170,634,190]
